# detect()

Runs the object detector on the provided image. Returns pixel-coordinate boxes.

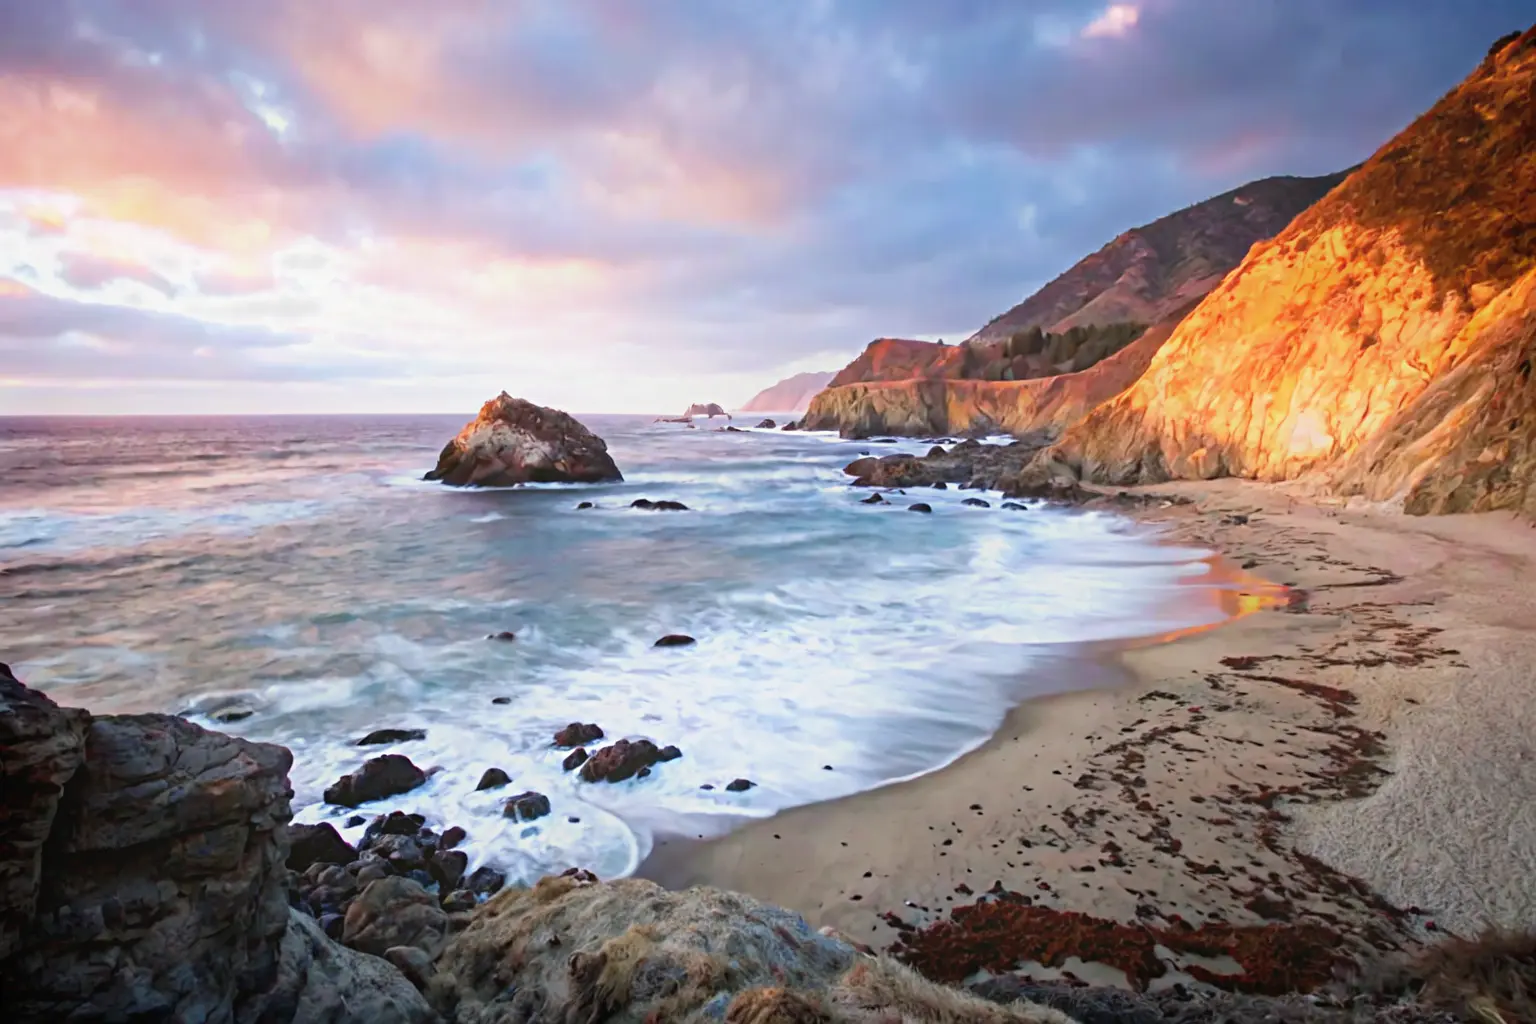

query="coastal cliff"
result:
[801,306,1189,438]
[739,370,836,414]
[1049,26,1536,517]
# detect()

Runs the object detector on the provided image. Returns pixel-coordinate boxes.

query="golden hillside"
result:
[1053,26,1536,517]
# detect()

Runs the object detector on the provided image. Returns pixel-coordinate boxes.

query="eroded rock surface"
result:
[426,392,622,487]
[0,667,434,1023]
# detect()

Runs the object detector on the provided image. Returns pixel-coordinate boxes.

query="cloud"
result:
[1083,4,1140,39]
[57,252,177,296]
[0,0,1530,411]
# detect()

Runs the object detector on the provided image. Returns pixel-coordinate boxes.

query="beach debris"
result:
[355,728,426,746]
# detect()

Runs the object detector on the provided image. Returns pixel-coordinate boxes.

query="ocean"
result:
[0,413,1238,885]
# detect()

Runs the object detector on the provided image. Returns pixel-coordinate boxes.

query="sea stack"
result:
[425,392,622,487]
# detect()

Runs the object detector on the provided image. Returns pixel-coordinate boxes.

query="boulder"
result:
[356,728,426,746]
[579,739,665,783]
[0,667,434,1022]
[553,722,604,747]
[908,503,933,513]
[562,747,590,772]
[654,634,696,647]
[363,810,426,844]
[726,778,756,792]
[860,492,886,504]
[475,767,511,791]
[466,866,506,897]
[756,418,777,428]
[502,791,552,822]
[324,754,428,808]
[431,849,469,893]
[342,877,448,959]
[576,501,594,510]
[631,498,690,510]
[486,630,516,641]
[425,392,622,487]
[440,826,467,850]
[288,822,358,872]
[962,498,992,508]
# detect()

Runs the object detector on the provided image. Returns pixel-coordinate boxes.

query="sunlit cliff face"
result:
[0,1,1523,414]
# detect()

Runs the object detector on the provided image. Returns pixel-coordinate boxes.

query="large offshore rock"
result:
[425,392,622,487]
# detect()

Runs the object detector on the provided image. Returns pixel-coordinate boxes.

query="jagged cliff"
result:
[1050,26,1536,517]
[739,370,836,413]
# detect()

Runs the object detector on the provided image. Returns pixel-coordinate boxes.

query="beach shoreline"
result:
[638,479,1536,988]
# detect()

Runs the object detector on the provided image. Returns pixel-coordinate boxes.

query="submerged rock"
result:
[425,392,622,487]
[476,767,511,791]
[756,418,777,428]
[562,747,590,772]
[962,497,992,508]
[553,722,604,747]
[908,502,933,513]
[726,778,756,792]
[323,754,428,808]
[502,791,552,822]
[356,728,426,746]
[580,739,665,783]
[861,492,886,504]
[486,630,516,642]
[630,498,690,511]
[654,634,696,647]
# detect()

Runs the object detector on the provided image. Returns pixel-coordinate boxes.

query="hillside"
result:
[968,169,1351,344]
[805,168,1346,437]
[738,370,836,413]
[802,303,1194,438]
[1045,25,1536,517]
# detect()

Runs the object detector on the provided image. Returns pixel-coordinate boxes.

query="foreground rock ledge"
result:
[0,664,433,1023]
[425,392,622,487]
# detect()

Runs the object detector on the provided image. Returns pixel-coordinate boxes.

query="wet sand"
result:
[640,480,1536,986]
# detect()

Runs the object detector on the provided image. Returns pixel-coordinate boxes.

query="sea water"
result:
[0,413,1234,884]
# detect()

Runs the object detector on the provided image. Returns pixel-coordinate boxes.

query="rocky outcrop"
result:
[1048,27,1536,518]
[677,402,730,419]
[968,170,1350,344]
[739,370,837,414]
[428,873,1072,1023]
[0,665,433,1023]
[425,392,622,487]
[802,308,1186,439]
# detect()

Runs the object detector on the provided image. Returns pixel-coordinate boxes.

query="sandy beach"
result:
[641,480,1536,989]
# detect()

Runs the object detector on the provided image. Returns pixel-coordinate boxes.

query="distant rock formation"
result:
[739,370,837,413]
[1047,26,1536,517]
[0,664,432,1023]
[686,402,730,419]
[425,392,622,487]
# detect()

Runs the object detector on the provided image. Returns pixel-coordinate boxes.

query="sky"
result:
[0,1,1526,416]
